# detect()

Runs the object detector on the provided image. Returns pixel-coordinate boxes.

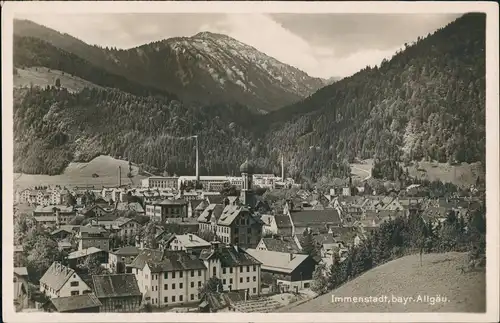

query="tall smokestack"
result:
[281,155,284,181]
[193,136,199,184]
[118,166,122,187]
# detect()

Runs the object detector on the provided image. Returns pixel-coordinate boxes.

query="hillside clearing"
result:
[286,252,485,312]
[14,66,103,92]
[14,155,146,190]
[350,159,482,187]
[404,161,483,187]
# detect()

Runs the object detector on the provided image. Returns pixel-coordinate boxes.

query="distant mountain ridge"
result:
[13,14,486,183]
[13,19,326,112]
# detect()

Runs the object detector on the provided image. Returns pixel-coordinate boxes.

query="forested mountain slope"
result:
[13,13,486,181]
[260,13,485,182]
[14,19,325,112]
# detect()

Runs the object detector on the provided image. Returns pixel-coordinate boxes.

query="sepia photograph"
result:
[2,1,499,322]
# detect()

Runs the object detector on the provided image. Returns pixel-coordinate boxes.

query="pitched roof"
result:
[39,262,77,292]
[260,237,301,253]
[290,210,341,227]
[169,234,211,248]
[116,202,144,213]
[151,199,187,206]
[50,294,102,312]
[92,274,141,298]
[130,249,206,272]
[206,195,227,205]
[200,244,261,267]
[68,247,104,260]
[79,226,109,235]
[14,267,28,277]
[190,199,207,210]
[244,249,311,274]
[111,246,141,256]
[197,203,225,223]
[34,205,75,213]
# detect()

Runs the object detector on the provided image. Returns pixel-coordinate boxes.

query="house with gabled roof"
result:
[198,204,263,248]
[40,262,92,298]
[129,249,208,307]
[108,246,141,274]
[245,248,318,292]
[79,204,110,218]
[164,233,211,254]
[256,236,301,254]
[287,209,342,236]
[92,274,142,312]
[77,226,110,251]
[188,199,209,218]
[200,242,262,296]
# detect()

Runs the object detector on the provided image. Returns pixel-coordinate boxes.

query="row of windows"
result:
[150,270,203,280]
[221,265,257,274]
[161,281,203,290]
[221,276,257,285]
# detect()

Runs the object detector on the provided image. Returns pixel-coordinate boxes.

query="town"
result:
[13,157,486,313]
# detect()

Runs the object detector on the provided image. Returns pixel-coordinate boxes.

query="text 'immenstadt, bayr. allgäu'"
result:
[331,295,451,306]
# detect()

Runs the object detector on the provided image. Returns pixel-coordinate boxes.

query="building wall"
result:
[99,296,142,312]
[41,273,91,298]
[138,264,208,307]
[78,237,110,251]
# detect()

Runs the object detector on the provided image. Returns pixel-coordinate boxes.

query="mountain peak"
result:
[192,31,229,39]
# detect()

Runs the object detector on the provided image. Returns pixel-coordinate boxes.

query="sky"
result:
[16,13,461,78]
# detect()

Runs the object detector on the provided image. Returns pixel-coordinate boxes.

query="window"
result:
[191,270,194,277]
[229,278,233,284]
[172,296,176,302]
[191,282,194,288]
[240,278,243,283]
[246,277,250,283]
[240,267,243,273]
[180,295,183,302]
[164,272,168,279]
[70,281,79,287]
[213,267,216,276]
[115,304,123,309]
[247,228,251,234]
[223,279,226,284]
[164,297,168,303]
[71,291,79,296]
[253,276,256,282]
[172,272,176,278]
[230,268,233,274]
[179,283,183,289]
[172,283,176,289]
[253,288,256,294]
[180,271,183,278]
[253,265,256,272]
[198,270,202,276]
[247,266,250,272]
[191,294,194,301]
[223,268,226,274]
[198,281,202,287]
[164,284,168,290]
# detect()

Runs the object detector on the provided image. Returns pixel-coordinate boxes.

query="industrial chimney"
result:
[194,136,200,183]
[281,155,285,181]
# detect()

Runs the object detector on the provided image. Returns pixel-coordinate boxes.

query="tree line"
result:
[310,201,486,295]
[13,14,486,184]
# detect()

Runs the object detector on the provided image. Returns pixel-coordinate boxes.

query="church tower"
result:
[239,159,255,207]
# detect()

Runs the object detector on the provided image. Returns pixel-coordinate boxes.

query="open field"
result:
[404,161,484,187]
[285,252,485,313]
[350,159,373,181]
[14,155,147,190]
[14,66,103,93]
[350,159,483,187]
